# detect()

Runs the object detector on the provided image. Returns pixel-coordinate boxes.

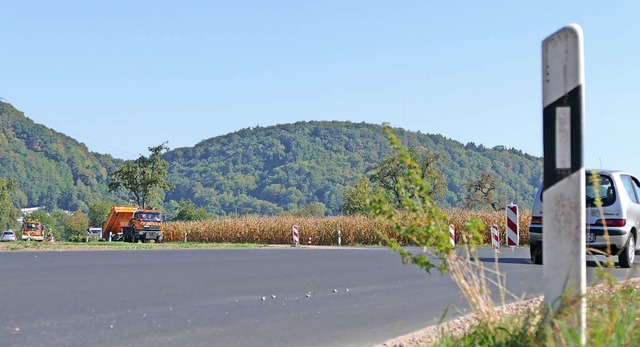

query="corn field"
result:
[164,209,532,246]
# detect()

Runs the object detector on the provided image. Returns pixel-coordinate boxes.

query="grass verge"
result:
[0,241,267,251]
[431,277,640,346]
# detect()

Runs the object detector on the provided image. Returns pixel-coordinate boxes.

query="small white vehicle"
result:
[529,169,640,268]
[87,227,103,240]
[1,230,17,242]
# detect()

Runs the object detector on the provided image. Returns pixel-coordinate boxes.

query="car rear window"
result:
[586,173,615,207]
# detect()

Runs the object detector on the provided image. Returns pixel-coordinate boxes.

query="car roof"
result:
[586,169,635,177]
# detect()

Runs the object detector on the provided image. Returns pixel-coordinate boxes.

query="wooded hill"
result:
[1,101,542,216]
[164,121,542,215]
[0,101,124,212]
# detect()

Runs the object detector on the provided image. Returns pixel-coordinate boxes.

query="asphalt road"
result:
[1,247,639,347]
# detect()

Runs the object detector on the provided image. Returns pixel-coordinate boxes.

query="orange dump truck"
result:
[102,206,164,243]
[21,218,45,241]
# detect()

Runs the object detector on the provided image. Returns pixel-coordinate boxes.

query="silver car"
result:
[1,230,17,242]
[529,169,640,268]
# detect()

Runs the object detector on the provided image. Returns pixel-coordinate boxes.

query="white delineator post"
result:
[542,24,586,343]
[449,224,455,247]
[292,225,299,246]
[338,230,341,246]
[491,224,500,251]
[506,203,519,248]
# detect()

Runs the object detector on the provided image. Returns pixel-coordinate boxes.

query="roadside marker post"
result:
[506,203,519,249]
[490,224,500,251]
[542,24,586,343]
[338,230,341,246]
[292,225,299,247]
[449,224,455,247]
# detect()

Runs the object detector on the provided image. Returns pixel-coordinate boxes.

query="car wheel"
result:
[530,244,543,265]
[619,234,635,268]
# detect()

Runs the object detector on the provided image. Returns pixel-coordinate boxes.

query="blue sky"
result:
[2,1,639,176]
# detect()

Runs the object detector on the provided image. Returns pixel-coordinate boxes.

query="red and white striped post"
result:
[506,203,519,248]
[491,224,500,251]
[292,225,299,247]
[449,224,455,247]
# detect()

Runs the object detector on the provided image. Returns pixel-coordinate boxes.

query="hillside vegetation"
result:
[164,121,542,215]
[0,101,123,211]
[1,101,542,216]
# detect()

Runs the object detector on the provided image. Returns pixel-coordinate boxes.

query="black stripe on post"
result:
[543,85,583,191]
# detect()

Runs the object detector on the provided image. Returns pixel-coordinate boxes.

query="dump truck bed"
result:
[102,206,137,238]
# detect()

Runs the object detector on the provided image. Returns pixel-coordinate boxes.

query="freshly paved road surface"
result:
[1,247,638,347]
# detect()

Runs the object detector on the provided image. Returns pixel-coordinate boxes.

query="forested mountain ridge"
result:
[163,121,543,215]
[1,101,542,215]
[0,101,123,211]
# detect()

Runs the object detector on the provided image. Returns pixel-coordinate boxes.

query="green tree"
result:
[463,171,507,211]
[88,200,113,227]
[108,143,172,208]
[0,178,21,231]
[173,199,211,221]
[64,210,89,242]
[341,178,386,215]
[287,202,327,217]
[342,146,447,216]
[369,147,447,208]
[366,126,464,274]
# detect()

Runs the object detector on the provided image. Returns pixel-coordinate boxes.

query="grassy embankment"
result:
[431,277,640,346]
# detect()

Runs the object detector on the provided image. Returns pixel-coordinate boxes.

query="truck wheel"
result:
[140,235,146,243]
[619,234,635,268]
[156,237,162,244]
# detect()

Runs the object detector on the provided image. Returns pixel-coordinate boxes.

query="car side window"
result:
[632,176,640,204]
[621,175,640,204]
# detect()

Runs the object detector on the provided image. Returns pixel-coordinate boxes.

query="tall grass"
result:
[432,280,640,346]
[163,209,532,245]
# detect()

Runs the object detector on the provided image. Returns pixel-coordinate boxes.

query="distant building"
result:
[21,207,45,216]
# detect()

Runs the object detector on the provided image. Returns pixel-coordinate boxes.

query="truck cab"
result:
[21,218,45,241]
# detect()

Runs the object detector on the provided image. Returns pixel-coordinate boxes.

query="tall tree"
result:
[108,143,172,208]
[0,178,22,230]
[369,146,447,207]
[463,171,507,211]
[88,200,114,227]
[341,178,384,215]
[63,210,90,242]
